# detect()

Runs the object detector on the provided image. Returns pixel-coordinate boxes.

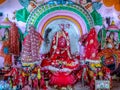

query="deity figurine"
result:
[36,66,47,90]
[28,75,32,87]
[0,28,12,67]
[7,77,13,88]
[90,73,96,90]
[50,29,72,62]
[105,32,117,49]
[76,0,93,12]
[0,18,22,67]
[37,67,41,89]
[15,0,44,22]
[41,28,79,88]
[27,0,37,12]
[9,68,19,90]
[18,69,25,89]
[76,0,102,25]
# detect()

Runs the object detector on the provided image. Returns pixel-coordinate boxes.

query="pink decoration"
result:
[21,26,43,64]
[22,85,31,90]
[37,11,88,35]
[50,72,76,87]
[107,23,119,30]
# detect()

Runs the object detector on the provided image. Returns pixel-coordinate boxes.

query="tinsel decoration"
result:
[9,23,20,56]
[21,26,42,65]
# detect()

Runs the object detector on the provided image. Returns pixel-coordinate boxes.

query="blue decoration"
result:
[56,0,67,4]
[18,0,30,8]
[24,31,28,38]
[0,81,11,90]
[48,0,73,5]
[92,2,102,10]
[3,47,9,54]
[0,12,3,17]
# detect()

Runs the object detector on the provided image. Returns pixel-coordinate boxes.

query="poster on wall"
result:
[95,80,110,90]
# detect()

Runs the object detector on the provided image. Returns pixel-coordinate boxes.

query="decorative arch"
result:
[26,0,94,35]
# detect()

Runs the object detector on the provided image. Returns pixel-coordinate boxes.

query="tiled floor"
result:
[21,82,120,90]
[112,81,120,90]
[1,75,120,90]
[46,81,120,90]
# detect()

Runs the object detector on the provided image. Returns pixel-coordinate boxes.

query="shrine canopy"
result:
[24,0,96,54]
[106,21,120,42]
[26,0,94,36]
[0,17,11,29]
[107,21,120,31]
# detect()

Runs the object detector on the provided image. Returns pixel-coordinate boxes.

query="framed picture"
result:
[95,80,110,90]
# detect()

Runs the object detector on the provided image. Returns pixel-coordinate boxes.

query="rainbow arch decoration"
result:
[26,0,94,35]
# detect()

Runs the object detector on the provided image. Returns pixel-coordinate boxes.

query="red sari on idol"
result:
[41,29,79,87]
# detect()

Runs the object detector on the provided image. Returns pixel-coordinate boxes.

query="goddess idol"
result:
[41,27,80,88]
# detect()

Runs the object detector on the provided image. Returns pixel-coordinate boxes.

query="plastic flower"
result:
[103,0,120,11]
[91,63,95,68]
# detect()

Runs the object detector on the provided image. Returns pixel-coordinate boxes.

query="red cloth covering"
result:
[90,73,96,90]
[84,28,99,59]
[40,76,47,89]
[9,23,20,55]
[41,59,51,67]
[49,72,76,87]
[18,74,25,87]
[33,77,38,88]
[41,30,79,87]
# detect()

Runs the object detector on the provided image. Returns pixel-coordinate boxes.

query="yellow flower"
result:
[90,63,95,68]
[95,63,101,68]
[22,72,26,77]
[30,64,34,67]
[37,68,41,80]
[98,71,103,76]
